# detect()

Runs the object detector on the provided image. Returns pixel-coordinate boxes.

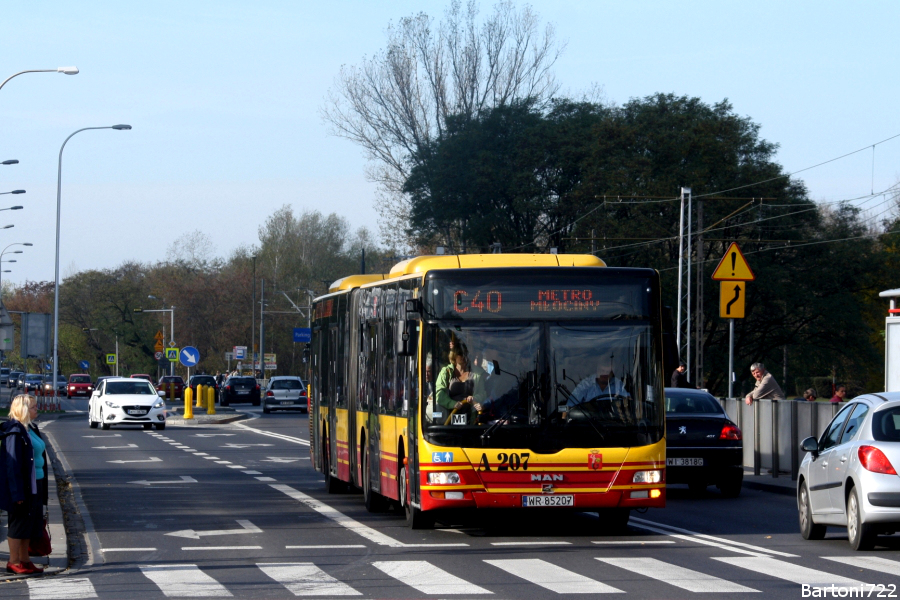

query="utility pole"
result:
[695,197,704,387]
[251,255,256,375]
[259,279,265,379]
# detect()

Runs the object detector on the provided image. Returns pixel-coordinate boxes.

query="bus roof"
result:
[326,254,606,293]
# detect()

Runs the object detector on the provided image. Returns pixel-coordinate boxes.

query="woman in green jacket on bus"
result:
[435,344,486,424]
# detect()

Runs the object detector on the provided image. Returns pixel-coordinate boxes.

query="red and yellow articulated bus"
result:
[310,253,666,529]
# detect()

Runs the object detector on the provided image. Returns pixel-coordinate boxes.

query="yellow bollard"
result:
[207,386,215,415]
[196,383,204,407]
[184,387,194,419]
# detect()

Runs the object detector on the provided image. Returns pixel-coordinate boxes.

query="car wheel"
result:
[798,481,826,540]
[400,464,434,529]
[88,411,98,429]
[155,423,166,431]
[262,405,270,414]
[717,470,743,498]
[220,398,229,407]
[847,487,875,550]
[143,423,153,430]
[100,409,110,430]
[253,399,260,406]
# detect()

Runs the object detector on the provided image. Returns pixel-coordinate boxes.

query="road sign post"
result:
[712,242,755,399]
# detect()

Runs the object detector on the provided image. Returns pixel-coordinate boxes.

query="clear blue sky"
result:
[2,1,898,284]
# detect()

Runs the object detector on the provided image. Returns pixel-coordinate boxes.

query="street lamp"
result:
[0,67,79,92]
[52,125,132,402]
[0,190,24,195]
[146,294,176,376]
[2,160,18,165]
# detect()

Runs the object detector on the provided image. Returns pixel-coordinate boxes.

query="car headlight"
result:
[104,400,119,409]
[153,400,165,409]
[427,472,461,485]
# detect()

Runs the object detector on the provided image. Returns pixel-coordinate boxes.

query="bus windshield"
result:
[423,322,662,451]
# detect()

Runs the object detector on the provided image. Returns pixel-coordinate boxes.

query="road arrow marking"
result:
[221,443,274,449]
[107,457,163,464]
[129,476,197,486]
[165,519,261,540]
[93,444,139,449]
[194,434,236,437]
[83,434,121,438]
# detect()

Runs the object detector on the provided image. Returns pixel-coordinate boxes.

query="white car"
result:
[89,377,167,431]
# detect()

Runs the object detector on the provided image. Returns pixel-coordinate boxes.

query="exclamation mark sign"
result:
[731,252,736,276]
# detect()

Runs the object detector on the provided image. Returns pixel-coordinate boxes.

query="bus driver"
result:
[563,358,630,419]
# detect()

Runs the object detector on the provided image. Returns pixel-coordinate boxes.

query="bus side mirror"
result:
[396,319,419,356]
[404,298,421,321]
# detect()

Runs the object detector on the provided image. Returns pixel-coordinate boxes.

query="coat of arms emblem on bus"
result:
[588,450,602,470]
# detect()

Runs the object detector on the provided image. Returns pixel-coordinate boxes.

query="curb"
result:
[741,479,796,497]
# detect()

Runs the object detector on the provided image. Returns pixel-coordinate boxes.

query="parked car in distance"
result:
[263,376,307,414]
[67,374,93,398]
[42,374,67,395]
[7,371,22,389]
[798,392,900,550]
[664,388,743,498]
[0,367,9,385]
[189,374,219,403]
[130,374,153,382]
[89,377,167,431]
[23,374,44,394]
[158,375,185,400]
[13,372,27,390]
[220,376,260,406]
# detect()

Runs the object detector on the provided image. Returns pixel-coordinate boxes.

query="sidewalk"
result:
[741,468,797,496]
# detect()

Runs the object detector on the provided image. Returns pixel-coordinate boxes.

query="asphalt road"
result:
[3,391,899,598]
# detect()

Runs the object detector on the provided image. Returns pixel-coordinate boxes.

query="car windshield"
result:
[422,322,663,451]
[70,376,91,383]
[872,406,900,442]
[26,375,41,381]
[271,379,302,390]
[665,390,723,414]
[106,381,156,395]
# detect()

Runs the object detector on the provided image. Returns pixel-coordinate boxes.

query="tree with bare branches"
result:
[321,0,564,246]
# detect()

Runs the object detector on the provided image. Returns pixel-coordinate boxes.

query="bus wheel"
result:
[363,450,386,512]
[598,508,630,534]
[323,438,345,494]
[400,465,434,529]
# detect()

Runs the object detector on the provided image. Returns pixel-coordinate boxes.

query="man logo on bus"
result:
[588,450,602,470]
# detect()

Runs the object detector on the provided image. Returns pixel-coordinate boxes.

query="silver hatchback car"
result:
[797,392,900,550]
[262,376,307,414]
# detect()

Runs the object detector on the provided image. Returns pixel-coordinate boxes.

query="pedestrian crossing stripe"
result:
[23,555,898,598]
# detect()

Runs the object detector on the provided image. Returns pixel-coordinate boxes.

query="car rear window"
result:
[192,377,216,385]
[107,382,156,395]
[230,377,256,386]
[70,375,91,383]
[160,377,184,384]
[872,407,900,442]
[665,392,723,414]
[271,379,302,390]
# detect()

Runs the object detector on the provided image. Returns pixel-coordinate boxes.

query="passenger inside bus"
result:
[435,342,486,425]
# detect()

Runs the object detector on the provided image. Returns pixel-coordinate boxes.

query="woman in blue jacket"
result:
[1,394,46,574]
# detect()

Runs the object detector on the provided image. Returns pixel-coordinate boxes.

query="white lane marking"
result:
[221,443,274,448]
[823,556,900,577]
[194,433,236,437]
[82,434,121,438]
[140,564,232,597]
[167,519,261,539]
[262,457,302,463]
[592,540,674,545]
[270,484,468,548]
[92,443,139,449]
[107,457,162,464]
[215,461,232,464]
[712,556,867,587]
[227,465,247,469]
[256,477,277,482]
[182,546,262,550]
[193,453,208,456]
[102,548,157,552]
[598,557,759,593]
[203,456,220,460]
[490,541,571,546]
[27,577,98,599]
[286,545,367,549]
[233,422,311,446]
[129,476,197,486]
[373,561,491,595]
[258,562,362,596]
[487,558,622,594]
[243,470,263,475]
[630,517,799,558]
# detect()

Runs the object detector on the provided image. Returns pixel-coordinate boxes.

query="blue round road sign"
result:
[78,360,90,371]
[179,346,200,367]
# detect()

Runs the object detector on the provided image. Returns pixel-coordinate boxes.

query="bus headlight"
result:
[427,472,461,485]
[632,470,662,483]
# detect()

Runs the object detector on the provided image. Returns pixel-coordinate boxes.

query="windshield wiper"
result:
[481,372,533,444]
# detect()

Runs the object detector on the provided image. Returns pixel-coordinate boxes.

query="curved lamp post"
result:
[0,190,24,196]
[52,125,131,396]
[0,67,79,92]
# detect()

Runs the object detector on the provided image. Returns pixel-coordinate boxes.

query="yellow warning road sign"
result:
[154,340,164,352]
[711,242,755,281]
[720,281,746,319]
[155,330,164,342]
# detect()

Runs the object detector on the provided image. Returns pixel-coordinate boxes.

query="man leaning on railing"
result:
[743,362,785,405]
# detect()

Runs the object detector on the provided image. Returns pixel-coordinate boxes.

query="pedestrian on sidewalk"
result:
[794,388,817,401]
[831,385,847,403]
[0,395,47,574]
[743,362,785,405]
[670,362,694,388]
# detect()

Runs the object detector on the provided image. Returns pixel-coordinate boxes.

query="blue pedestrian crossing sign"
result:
[179,346,200,367]
[78,360,89,371]
[106,354,116,365]
[165,348,179,362]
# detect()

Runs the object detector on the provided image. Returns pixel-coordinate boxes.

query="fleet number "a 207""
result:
[478,452,530,471]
